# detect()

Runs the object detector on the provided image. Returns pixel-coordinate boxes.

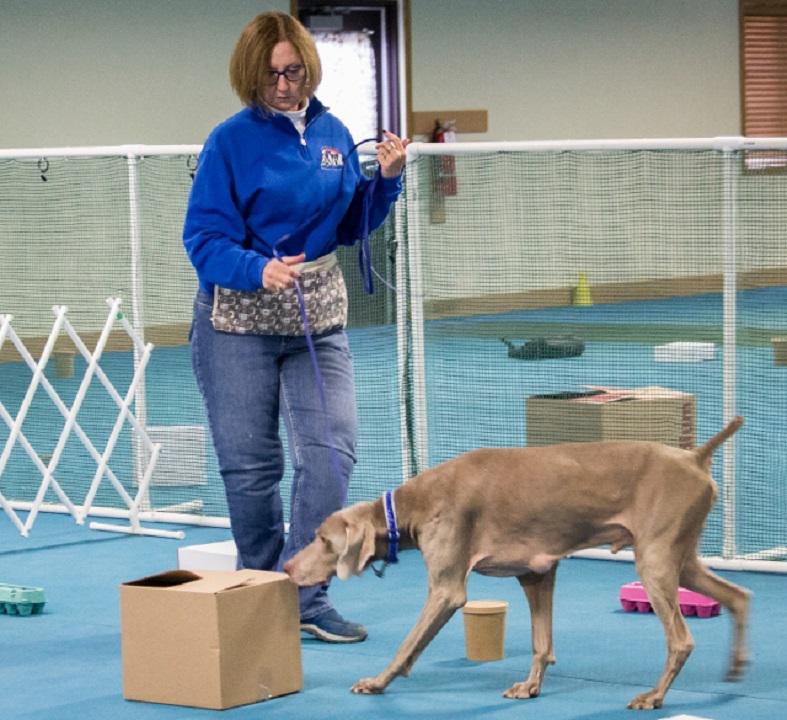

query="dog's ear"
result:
[336,521,376,581]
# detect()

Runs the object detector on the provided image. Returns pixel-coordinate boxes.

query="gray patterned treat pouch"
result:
[211,254,347,336]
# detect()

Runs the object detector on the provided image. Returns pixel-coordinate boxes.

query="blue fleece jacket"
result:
[183,98,403,294]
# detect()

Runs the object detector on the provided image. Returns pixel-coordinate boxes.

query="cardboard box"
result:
[120,569,302,709]
[771,337,787,366]
[526,386,695,449]
[177,540,238,572]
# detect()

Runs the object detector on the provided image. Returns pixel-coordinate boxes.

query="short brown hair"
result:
[229,11,322,107]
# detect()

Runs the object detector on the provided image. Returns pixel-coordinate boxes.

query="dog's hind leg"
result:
[351,575,468,694]
[628,548,695,710]
[504,564,558,700]
[679,556,750,680]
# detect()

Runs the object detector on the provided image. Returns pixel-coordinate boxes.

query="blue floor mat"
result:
[1,513,786,720]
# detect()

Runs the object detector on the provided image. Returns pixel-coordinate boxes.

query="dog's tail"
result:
[694,415,744,470]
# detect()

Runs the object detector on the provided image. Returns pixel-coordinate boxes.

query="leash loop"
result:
[370,560,388,578]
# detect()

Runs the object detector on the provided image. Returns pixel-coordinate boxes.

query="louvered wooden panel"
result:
[743,15,787,137]
[741,1,787,169]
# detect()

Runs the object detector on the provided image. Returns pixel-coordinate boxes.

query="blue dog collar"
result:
[383,490,400,565]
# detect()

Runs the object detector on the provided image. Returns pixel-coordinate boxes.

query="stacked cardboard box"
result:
[526,386,695,449]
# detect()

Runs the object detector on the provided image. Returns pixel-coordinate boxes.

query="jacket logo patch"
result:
[320,147,344,169]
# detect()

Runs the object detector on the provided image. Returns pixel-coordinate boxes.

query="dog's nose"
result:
[282,559,294,575]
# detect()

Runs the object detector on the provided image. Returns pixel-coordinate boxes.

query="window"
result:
[295,1,406,141]
[311,29,379,141]
[740,0,787,169]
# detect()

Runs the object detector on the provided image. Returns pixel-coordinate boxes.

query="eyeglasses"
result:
[262,64,306,85]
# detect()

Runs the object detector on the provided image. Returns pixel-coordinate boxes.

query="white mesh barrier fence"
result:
[403,138,787,571]
[1,139,787,570]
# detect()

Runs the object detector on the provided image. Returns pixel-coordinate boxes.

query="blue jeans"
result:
[190,292,357,620]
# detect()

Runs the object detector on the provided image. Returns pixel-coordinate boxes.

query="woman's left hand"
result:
[376,130,410,178]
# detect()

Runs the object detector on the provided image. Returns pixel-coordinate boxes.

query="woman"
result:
[183,11,408,643]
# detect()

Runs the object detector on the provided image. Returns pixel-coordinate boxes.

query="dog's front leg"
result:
[352,582,467,694]
[504,565,558,700]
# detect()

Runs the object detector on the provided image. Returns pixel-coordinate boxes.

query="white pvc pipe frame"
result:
[2,138,786,569]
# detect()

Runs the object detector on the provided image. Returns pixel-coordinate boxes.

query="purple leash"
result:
[272,135,397,555]
[274,242,347,494]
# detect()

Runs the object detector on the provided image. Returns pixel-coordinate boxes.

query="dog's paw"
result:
[351,678,386,695]
[725,654,749,681]
[503,681,540,700]
[627,690,663,710]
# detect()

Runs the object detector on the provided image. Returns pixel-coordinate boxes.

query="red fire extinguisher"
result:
[432,120,457,197]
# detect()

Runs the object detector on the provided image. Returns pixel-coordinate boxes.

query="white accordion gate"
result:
[0,297,182,539]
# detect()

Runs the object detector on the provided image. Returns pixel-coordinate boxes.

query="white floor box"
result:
[177,540,238,571]
[654,341,716,362]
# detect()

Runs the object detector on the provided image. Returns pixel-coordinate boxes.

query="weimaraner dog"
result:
[285,416,750,710]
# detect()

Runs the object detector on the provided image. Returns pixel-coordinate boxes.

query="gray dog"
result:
[285,417,750,710]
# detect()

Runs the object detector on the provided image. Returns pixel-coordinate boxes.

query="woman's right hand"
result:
[262,253,306,291]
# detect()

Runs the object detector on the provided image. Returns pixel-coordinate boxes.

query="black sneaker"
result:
[300,608,368,643]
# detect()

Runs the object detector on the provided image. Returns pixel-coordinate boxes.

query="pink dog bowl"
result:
[619,581,721,618]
